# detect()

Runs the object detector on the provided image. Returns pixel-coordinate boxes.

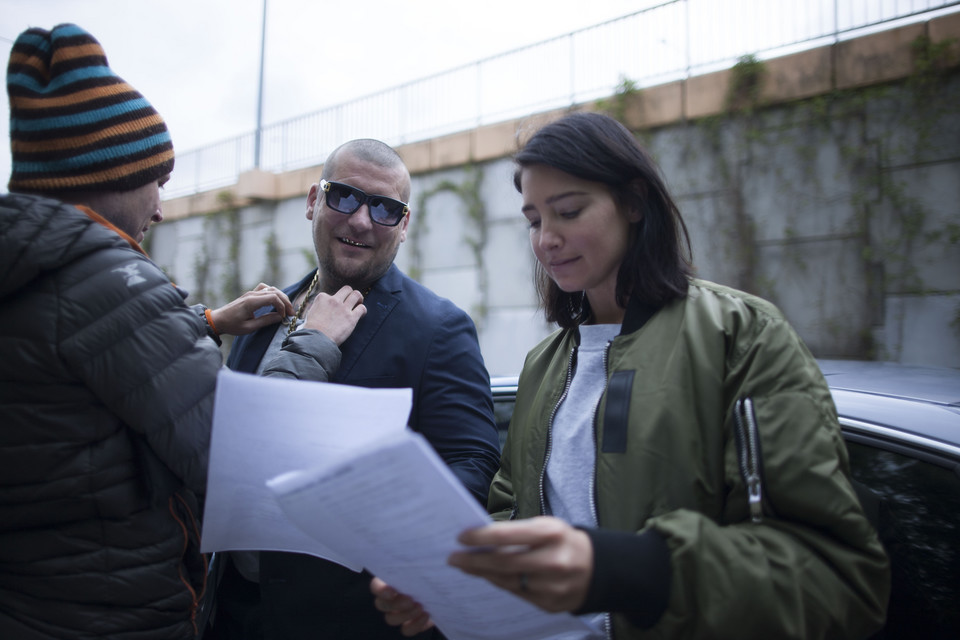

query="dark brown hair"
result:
[514,112,693,327]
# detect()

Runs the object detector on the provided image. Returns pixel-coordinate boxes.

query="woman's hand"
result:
[447,516,594,613]
[370,577,435,636]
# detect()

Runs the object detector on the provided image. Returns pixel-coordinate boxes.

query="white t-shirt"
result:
[545,323,619,639]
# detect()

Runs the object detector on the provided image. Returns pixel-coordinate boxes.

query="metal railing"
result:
[164,0,960,199]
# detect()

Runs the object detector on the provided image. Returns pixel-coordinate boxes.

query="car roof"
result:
[817,359,960,406]
[817,359,960,451]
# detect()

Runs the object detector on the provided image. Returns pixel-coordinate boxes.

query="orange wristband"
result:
[204,308,220,335]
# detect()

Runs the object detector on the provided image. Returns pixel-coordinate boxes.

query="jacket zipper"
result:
[589,342,609,536]
[733,397,764,523]
[595,341,613,639]
[539,347,576,516]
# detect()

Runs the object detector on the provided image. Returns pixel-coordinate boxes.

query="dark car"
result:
[489,359,960,639]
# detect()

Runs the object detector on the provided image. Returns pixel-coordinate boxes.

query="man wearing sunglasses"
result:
[213,139,501,639]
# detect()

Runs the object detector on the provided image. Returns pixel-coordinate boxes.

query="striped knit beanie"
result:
[6,23,174,194]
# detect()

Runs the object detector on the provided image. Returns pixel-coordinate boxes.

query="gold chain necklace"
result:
[285,271,320,336]
[284,272,372,336]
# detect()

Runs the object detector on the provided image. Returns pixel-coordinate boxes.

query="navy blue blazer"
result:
[226,263,500,503]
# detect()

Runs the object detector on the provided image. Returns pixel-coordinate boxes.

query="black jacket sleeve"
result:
[575,527,672,629]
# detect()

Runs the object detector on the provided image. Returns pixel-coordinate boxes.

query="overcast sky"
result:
[1,0,654,187]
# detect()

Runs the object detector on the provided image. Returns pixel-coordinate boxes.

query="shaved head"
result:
[322,139,410,201]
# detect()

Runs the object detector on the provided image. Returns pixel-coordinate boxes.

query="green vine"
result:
[217,191,243,305]
[192,230,210,305]
[910,34,958,88]
[190,191,243,308]
[411,165,489,325]
[263,230,281,286]
[908,34,959,154]
[688,54,769,295]
[596,75,640,123]
[726,54,767,114]
[682,38,960,357]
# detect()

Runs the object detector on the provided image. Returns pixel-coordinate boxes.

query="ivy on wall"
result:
[190,190,243,309]
[177,34,957,359]
[596,75,640,124]
[409,165,489,326]
[594,37,959,358]
[263,230,282,288]
[726,54,767,115]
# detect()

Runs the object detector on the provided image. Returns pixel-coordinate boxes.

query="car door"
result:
[843,422,960,639]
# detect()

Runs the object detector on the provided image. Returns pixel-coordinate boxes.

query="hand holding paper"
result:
[201,369,595,639]
[267,431,597,640]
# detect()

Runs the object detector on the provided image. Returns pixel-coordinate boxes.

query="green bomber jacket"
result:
[488,279,889,639]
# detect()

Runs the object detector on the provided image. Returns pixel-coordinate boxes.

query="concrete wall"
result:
[152,14,960,373]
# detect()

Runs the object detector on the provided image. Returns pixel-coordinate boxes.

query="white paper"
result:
[268,431,596,640]
[200,368,412,571]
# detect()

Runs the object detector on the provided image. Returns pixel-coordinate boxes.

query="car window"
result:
[493,395,514,450]
[845,439,960,638]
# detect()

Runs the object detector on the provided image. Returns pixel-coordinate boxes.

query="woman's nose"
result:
[538,220,561,249]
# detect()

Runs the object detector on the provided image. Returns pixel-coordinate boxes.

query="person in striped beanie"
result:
[0,24,313,640]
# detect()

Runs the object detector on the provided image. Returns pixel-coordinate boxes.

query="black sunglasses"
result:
[320,179,410,227]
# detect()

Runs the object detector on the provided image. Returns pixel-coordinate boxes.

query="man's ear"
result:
[306,183,320,220]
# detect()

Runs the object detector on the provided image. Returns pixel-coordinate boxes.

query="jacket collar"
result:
[620,296,661,335]
[572,296,660,343]
[286,263,405,300]
[75,205,147,256]
[269,264,405,382]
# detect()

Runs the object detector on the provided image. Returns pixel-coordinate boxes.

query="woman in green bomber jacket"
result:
[373,112,890,639]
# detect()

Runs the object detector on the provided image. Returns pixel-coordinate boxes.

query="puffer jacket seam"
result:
[59,276,169,344]
[3,196,54,275]
[168,494,203,636]
[72,313,210,436]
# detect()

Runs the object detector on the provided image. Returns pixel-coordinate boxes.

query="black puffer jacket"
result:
[0,193,221,639]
